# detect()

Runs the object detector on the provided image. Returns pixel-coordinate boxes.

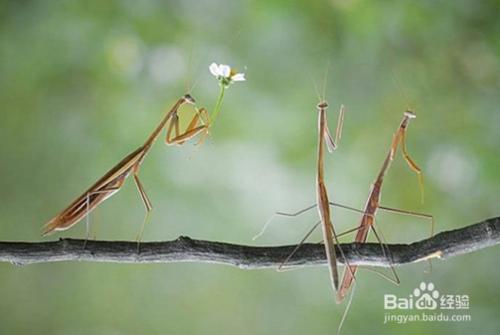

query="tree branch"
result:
[0,217,498,269]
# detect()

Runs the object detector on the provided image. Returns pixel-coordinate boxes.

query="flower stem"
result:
[209,85,226,128]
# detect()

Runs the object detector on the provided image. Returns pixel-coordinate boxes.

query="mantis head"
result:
[317,101,328,110]
[183,94,196,105]
[404,110,416,119]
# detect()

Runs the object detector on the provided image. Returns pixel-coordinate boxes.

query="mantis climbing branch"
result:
[0,217,498,268]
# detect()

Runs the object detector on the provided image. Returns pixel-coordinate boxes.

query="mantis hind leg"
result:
[378,205,434,237]
[254,201,376,241]
[253,204,319,241]
[82,184,124,249]
[369,223,400,285]
[278,221,374,271]
[378,204,435,273]
[340,205,435,288]
[277,220,321,272]
[132,165,153,253]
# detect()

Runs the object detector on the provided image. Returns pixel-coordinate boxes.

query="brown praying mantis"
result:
[254,97,351,294]
[315,100,347,292]
[42,94,209,238]
[43,62,246,239]
[336,110,435,302]
[331,109,435,335]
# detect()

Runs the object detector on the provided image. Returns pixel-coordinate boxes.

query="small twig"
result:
[0,217,498,269]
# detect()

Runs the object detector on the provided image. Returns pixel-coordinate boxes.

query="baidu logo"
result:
[414,282,440,309]
[383,282,471,324]
[385,281,440,310]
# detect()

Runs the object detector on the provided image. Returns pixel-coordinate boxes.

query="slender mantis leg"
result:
[83,183,125,248]
[194,108,211,145]
[269,204,390,271]
[166,107,209,145]
[253,201,377,241]
[276,219,375,272]
[277,220,321,272]
[256,201,433,243]
[132,163,153,250]
[379,205,435,236]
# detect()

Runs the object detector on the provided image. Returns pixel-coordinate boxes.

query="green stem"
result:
[209,85,226,128]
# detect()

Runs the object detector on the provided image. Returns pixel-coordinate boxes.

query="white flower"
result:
[209,63,229,77]
[231,73,245,82]
[209,62,245,87]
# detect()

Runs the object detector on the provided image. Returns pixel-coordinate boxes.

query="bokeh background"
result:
[1,1,499,334]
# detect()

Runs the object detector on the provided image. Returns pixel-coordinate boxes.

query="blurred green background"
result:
[1,0,499,334]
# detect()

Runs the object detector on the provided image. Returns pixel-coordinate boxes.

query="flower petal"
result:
[209,63,220,77]
[219,64,231,78]
[231,73,245,81]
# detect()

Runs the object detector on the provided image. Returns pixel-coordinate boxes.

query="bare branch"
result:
[0,217,498,269]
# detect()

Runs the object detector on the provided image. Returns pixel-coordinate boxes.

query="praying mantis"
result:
[315,100,347,292]
[336,110,435,302]
[42,94,208,237]
[332,109,435,335]
[43,62,246,238]
[254,97,350,294]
